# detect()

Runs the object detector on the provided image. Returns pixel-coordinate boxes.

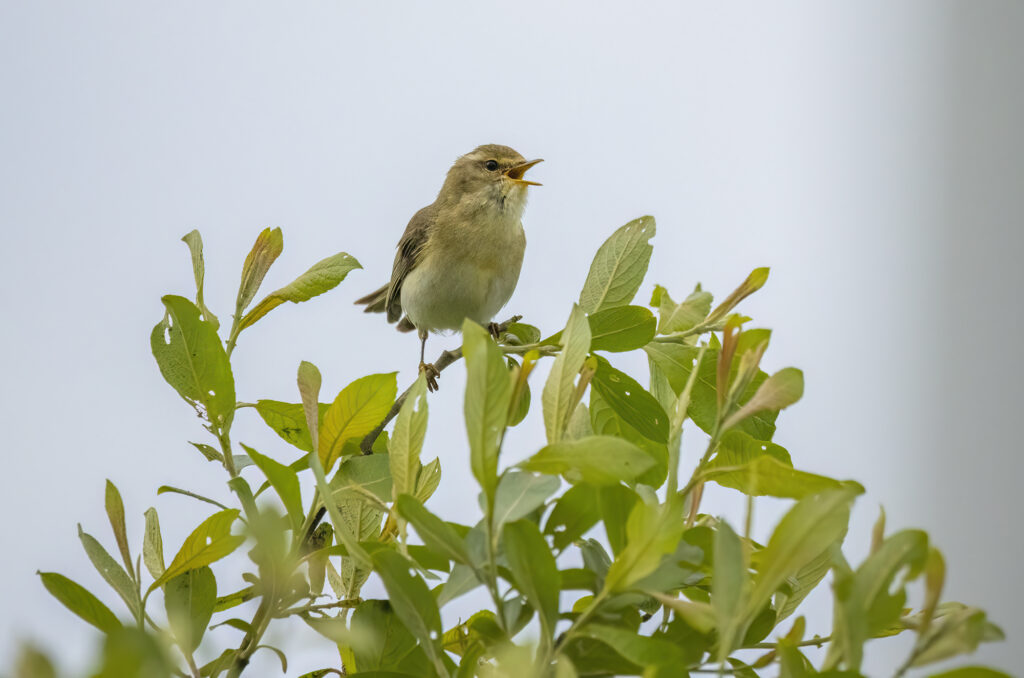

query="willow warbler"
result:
[356,144,542,390]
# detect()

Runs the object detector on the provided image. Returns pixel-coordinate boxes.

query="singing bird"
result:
[356,144,542,391]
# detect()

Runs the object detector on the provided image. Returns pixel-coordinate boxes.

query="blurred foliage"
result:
[15,220,1008,678]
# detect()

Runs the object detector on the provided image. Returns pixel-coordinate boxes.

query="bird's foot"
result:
[419,362,441,392]
[488,315,522,341]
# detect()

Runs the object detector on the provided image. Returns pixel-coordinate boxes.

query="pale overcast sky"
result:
[1,2,1021,675]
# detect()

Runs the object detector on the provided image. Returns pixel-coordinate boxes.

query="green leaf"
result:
[254,645,288,673]
[830,530,930,670]
[463,320,513,502]
[151,295,236,427]
[142,507,165,581]
[242,444,303,528]
[104,480,133,576]
[13,644,58,678]
[598,484,638,556]
[503,520,560,640]
[912,605,1004,667]
[414,457,442,503]
[591,356,669,444]
[492,472,561,531]
[189,442,222,463]
[369,548,447,676]
[928,668,1012,678]
[773,547,832,624]
[544,483,601,550]
[521,435,656,486]
[164,566,216,654]
[156,486,230,512]
[745,488,860,631]
[396,495,470,566]
[438,563,485,608]
[235,227,284,314]
[38,572,122,634]
[542,305,591,444]
[505,322,541,345]
[350,599,430,673]
[722,367,804,432]
[240,251,361,330]
[706,454,844,499]
[390,375,428,501]
[331,453,393,504]
[149,509,244,592]
[647,591,716,634]
[180,230,219,329]
[706,267,771,324]
[654,285,712,334]
[577,624,685,667]
[713,520,749,660]
[604,500,684,592]
[644,342,777,441]
[856,530,929,635]
[319,373,397,472]
[578,216,656,314]
[548,305,656,352]
[299,359,369,572]
[589,388,668,490]
[95,627,173,678]
[255,400,329,453]
[77,526,141,621]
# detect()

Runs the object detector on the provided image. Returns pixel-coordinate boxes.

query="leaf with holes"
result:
[150,295,235,428]
[149,510,244,592]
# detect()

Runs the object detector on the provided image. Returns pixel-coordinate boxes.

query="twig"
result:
[276,599,361,617]
[358,315,523,454]
[749,635,832,649]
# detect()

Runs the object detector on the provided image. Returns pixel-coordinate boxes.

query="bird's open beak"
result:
[505,158,544,186]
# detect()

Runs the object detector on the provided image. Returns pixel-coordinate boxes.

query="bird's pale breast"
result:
[400,210,525,332]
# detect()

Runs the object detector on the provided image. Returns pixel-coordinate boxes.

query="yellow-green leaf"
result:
[319,372,397,472]
[149,510,244,592]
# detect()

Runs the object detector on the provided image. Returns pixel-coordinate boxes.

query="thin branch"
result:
[276,599,361,617]
[749,634,832,649]
[359,315,523,454]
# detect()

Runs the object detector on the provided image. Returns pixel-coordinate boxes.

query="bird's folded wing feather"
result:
[385,204,435,323]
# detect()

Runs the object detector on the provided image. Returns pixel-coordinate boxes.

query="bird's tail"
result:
[355,284,389,314]
[355,284,417,333]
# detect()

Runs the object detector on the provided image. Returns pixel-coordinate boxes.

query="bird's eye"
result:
[485,160,499,171]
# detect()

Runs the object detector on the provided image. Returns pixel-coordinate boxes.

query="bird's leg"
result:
[418,329,440,392]
[488,314,521,341]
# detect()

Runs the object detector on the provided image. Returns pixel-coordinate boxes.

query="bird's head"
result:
[439,144,543,217]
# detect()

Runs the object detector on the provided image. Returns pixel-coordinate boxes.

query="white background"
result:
[1,2,1021,675]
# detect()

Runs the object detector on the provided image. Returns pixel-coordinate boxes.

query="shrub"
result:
[22,217,1006,677]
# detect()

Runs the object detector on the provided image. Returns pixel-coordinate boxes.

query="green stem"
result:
[183,650,201,678]
[651,319,726,344]
[552,589,609,656]
[483,498,508,633]
[226,596,275,678]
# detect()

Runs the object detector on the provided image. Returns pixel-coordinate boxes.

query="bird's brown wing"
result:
[384,204,435,324]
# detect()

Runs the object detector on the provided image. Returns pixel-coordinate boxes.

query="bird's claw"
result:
[420,362,440,392]
[488,315,521,342]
